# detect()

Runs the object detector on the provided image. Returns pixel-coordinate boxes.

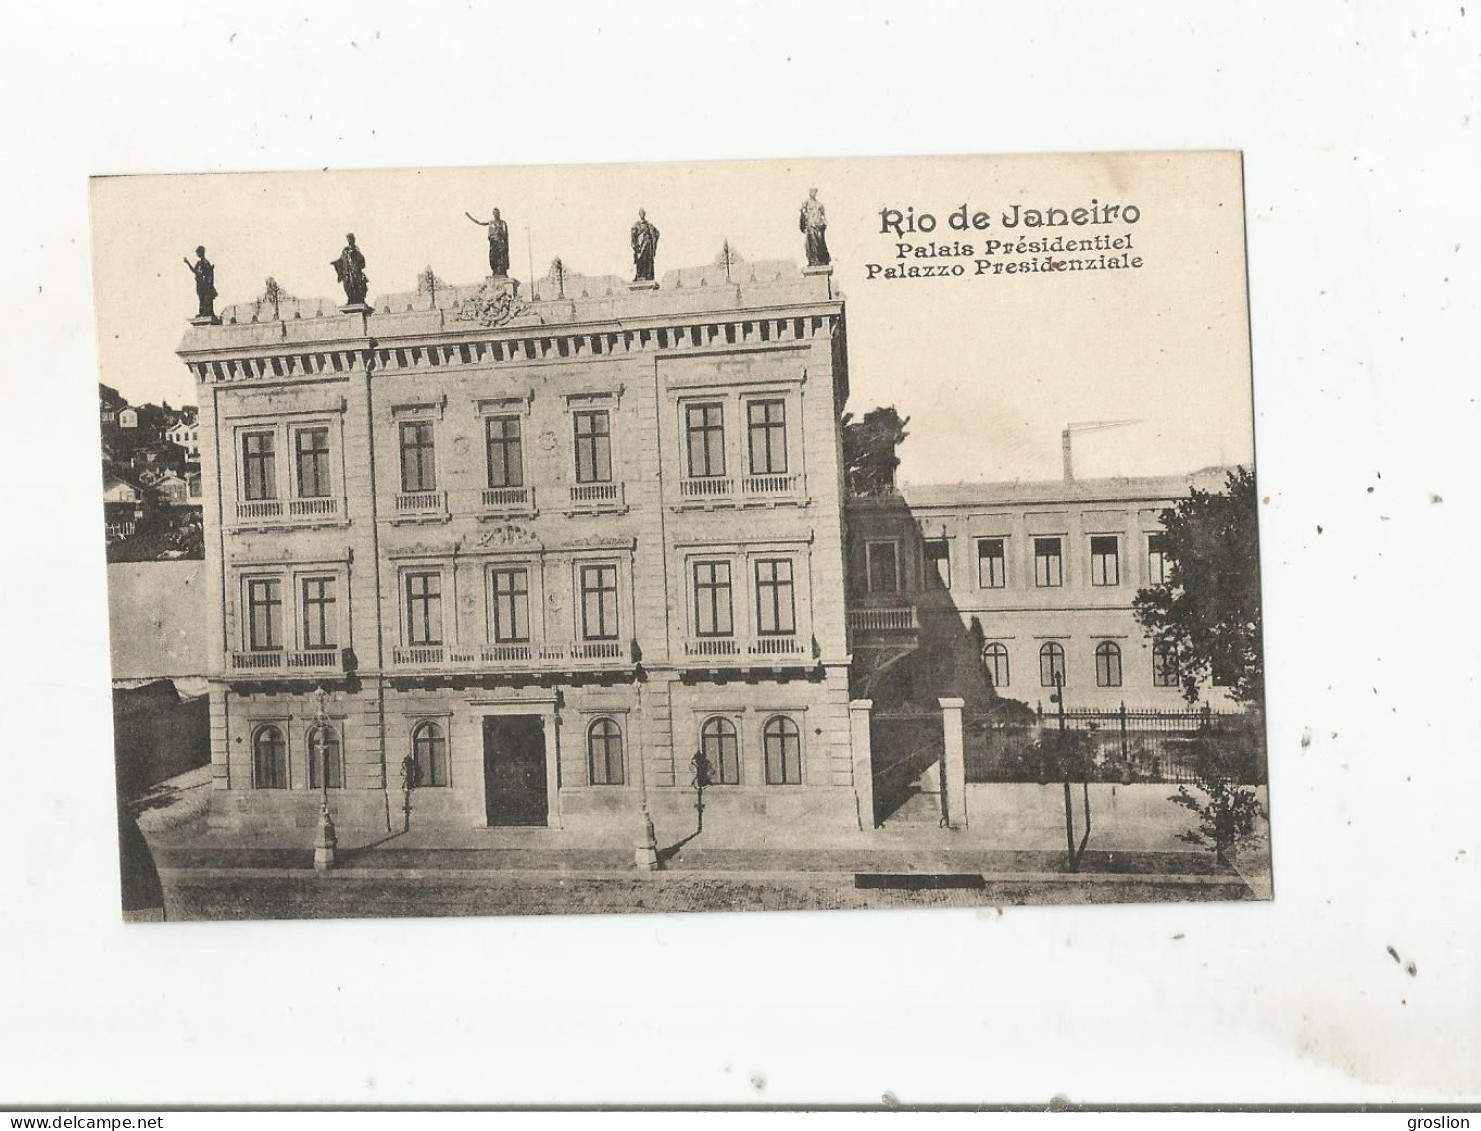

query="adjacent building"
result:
[845,471,1238,712]
[178,257,864,838]
[167,410,202,461]
[103,474,142,541]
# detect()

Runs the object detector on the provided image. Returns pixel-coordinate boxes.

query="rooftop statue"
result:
[465,207,511,277]
[800,188,830,267]
[184,246,217,320]
[631,208,660,283]
[330,233,369,307]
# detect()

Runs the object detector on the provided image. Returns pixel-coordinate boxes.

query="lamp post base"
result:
[315,808,338,871]
[634,809,660,871]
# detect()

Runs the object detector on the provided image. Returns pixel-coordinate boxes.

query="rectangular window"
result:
[404,572,442,646]
[485,416,524,489]
[1148,533,1170,585]
[490,568,530,643]
[246,578,282,651]
[300,577,337,649]
[1090,535,1120,587]
[580,564,619,640]
[399,421,437,493]
[924,538,952,589]
[1034,537,1064,587]
[1153,645,1179,687]
[977,538,1006,588]
[241,431,276,501]
[755,558,796,636]
[692,561,734,637]
[294,426,332,498]
[685,403,726,478]
[865,541,899,593]
[747,399,788,475]
[573,410,612,484]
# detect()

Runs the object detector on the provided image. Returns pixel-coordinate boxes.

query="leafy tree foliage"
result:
[1133,466,1264,705]
[1169,714,1267,864]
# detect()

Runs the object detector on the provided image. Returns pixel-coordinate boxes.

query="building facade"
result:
[178,258,864,840]
[845,472,1238,712]
[103,475,142,541]
[167,413,202,461]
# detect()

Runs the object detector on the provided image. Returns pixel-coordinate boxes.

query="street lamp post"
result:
[634,683,660,871]
[312,685,337,871]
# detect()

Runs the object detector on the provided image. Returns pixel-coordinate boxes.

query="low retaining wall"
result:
[963,782,1270,854]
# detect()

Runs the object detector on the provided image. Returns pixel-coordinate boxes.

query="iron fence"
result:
[963,703,1266,786]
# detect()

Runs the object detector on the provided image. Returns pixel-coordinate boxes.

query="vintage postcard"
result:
[93,151,1268,921]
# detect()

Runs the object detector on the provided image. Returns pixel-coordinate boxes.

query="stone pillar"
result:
[938,697,967,830]
[849,699,876,830]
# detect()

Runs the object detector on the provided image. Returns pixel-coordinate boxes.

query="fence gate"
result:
[869,708,946,827]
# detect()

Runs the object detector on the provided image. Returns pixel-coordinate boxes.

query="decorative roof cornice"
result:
[178,299,844,387]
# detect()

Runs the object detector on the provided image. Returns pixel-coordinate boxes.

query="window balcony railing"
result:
[568,481,625,512]
[229,648,341,672]
[236,499,283,520]
[679,476,735,500]
[392,644,445,665]
[480,485,534,514]
[395,489,447,517]
[233,497,344,525]
[289,496,339,518]
[748,635,805,657]
[742,472,801,496]
[571,639,624,661]
[391,639,629,669]
[848,606,920,632]
[685,637,740,657]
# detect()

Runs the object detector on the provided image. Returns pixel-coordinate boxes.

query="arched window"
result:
[587,717,625,786]
[411,721,448,787]
[701,717,740,786]
[1039,642,1066,688]
[1095,641,1123,687]
[763,715,802,785]
[1153,644,1179,687]
[306,723,342,789]
[982,642,1010,689]
[252,724,288,789]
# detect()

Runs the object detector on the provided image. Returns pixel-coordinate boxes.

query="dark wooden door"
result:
[483,715,548,826]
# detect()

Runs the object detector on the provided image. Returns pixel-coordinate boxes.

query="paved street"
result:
[155,865,1254,920]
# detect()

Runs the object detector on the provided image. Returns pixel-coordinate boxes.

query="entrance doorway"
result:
[483,715,548,826]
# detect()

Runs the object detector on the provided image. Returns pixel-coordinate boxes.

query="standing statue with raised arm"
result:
[184,245,217,320]
[465,207,510,277]
[800,188,830,267]
[631,208,660,283]
[330,233,369,306]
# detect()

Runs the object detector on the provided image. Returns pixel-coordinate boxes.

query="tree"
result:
[1133,466,1263,705]
[1168,713,1266,865]
[841,406,910,496]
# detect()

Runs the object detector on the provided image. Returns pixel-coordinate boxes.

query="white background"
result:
[1,0,1477,1107]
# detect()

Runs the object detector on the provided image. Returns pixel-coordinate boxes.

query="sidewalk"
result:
[148,829,1244,886]
[134,770,1259,894]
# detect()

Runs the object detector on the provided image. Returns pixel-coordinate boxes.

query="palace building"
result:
[178,226,1239,843]
[179,255,865,839]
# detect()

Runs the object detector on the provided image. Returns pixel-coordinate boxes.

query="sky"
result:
[90,151,1254,485]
